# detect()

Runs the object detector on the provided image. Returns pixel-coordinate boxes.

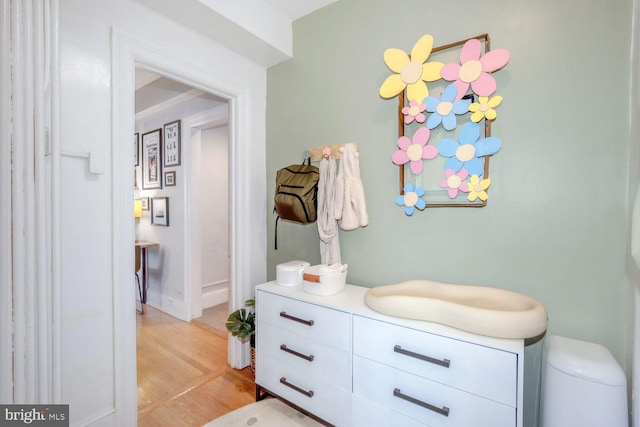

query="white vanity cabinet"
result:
[255,282,524,427]
[352,316,518,426]
[255,287,352,426]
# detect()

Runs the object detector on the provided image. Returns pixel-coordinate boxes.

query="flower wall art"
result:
[380,34,510,215]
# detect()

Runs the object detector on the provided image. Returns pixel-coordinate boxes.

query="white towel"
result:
[317,155,341,265]
[334,143,369,230]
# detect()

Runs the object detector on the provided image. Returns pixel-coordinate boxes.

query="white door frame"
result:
[112,29,255,425]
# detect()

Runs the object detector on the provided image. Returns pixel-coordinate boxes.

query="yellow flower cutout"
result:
[379,34,444,102]
[469,96,503,123]
[467,175,491,202]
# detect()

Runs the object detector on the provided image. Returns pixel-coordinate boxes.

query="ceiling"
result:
[265,0,338,21]
[135,1,338,114]
[134,70,227,115]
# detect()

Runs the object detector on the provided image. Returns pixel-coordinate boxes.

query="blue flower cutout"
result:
[423,84,471,131]
[395,183,426,216]
[437,122,501,176]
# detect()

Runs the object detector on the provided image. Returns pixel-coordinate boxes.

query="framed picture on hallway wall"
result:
[134,132,139,166]
[163,120,181,167]
[151,197,169,226]
[142,128,162,190]
[164,171,176,187]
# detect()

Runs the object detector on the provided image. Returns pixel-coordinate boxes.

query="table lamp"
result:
[134,199,142,220]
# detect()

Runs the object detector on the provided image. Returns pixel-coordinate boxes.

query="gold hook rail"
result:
[307,143,359,162]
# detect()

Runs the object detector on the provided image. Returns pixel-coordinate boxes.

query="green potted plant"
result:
[225,298,256,371]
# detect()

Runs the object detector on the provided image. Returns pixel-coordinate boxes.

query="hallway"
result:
[136,306,255,426]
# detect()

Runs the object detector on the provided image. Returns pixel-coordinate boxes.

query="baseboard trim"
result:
[202,286,229,309]
[145,290,189,321]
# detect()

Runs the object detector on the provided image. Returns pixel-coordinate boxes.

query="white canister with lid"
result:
[302,264,348,296]
[276,260,310,286]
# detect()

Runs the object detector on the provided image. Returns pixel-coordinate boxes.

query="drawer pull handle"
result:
[393,388,450,417]
[394,345,450,368]
[280,377,314,398]
[279,311,314,326]
[280,344,315,362]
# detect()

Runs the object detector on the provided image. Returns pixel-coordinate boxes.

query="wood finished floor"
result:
[137,305,255,427]
[195,303,229,333]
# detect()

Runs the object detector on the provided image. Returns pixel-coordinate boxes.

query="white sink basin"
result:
[364,280,548,339]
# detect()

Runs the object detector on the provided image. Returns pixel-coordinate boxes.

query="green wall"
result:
[266,0,632,408]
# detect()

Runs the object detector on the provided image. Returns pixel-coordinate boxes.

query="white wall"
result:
[60,0,267,424]
[200,125,230,308]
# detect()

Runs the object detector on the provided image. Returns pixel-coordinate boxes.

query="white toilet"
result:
[540,335,628,427]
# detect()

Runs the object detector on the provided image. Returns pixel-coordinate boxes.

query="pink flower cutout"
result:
[401,99,427,124]
[440,38,510,100]
[439,168,470,199]
[392,127,437,175]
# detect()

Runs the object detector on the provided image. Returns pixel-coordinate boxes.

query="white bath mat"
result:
[202,398,323,427]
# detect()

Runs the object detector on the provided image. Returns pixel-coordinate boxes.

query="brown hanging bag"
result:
[273,160,319,249]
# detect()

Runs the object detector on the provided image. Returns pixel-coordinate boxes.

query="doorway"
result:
[113,28,266,425]
[134,70,249,424]
[134,69,230,322]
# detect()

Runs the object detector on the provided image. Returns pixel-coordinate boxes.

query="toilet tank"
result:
[540,335,628,427]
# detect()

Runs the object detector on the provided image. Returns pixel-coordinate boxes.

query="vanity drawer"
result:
[353,356,515,427]
[353,315,517,406]
[353,395,427,427]
[257,289,350,350]
[257,351,351,427]
[257,322,351,390]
